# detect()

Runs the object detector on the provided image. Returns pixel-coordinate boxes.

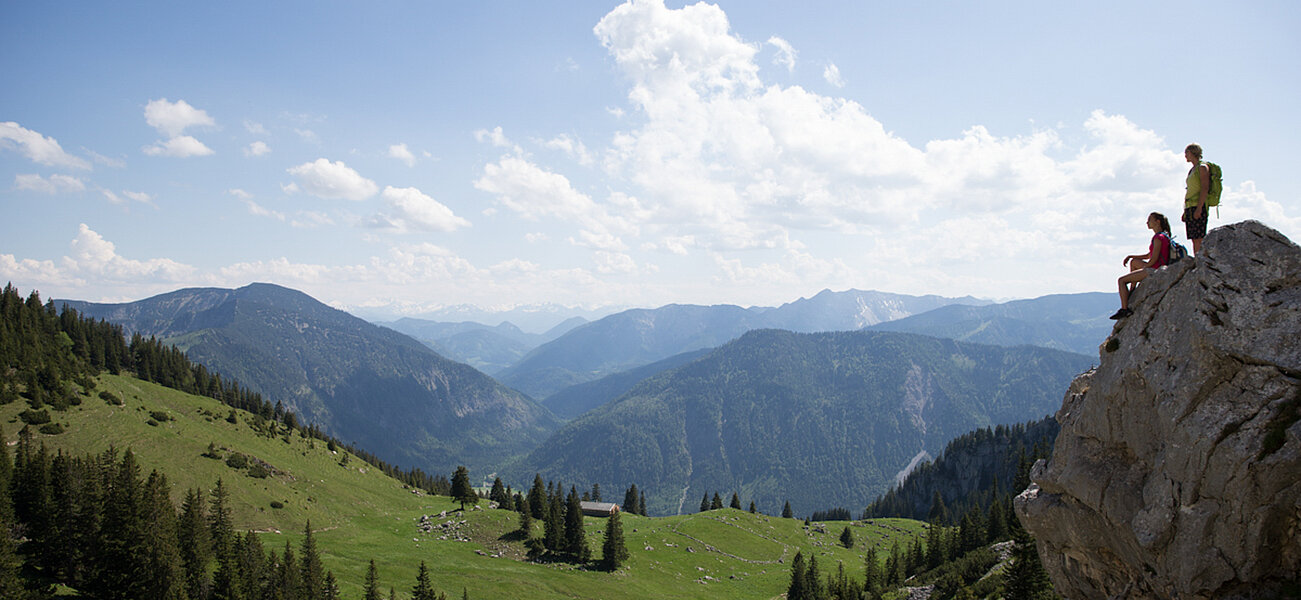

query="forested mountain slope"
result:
[57,283,559,473]
[513,329,1093,518]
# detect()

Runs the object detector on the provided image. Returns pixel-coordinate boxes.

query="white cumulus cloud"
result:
[388,143,416,167]
[143,135,214,157]
[371,186,470,232]
[245,141,270,157]
[144,98,215,137]
[0,122,91,169]
[286,158,378,201]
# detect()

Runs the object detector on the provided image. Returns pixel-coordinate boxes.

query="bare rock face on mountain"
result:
[1015,221,1301,599]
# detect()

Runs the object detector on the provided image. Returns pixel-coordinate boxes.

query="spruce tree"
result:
[839,525,854,549]
[527,474,546,519]
[450,466,476,511]
[590,483,601,502]
[300,520,326,600]
[0,505,25,600]
[638,491,647,516]
[489,477,507,506]
[926,520,946,568]
[141,470,185,600]
[600,510,629,571]
[209,479,235,559]
[1004,526,1054,600]
[710,492,723,510]
[782,500,793,519]
[235,531,267,600]
[863,545,880,595]
[699,492,710,513]
[623,484,639,514]
[411,561,438,600]
[517,504,533,536]
[178,488,213,600]
[787,551,809,600]
[364,559,382,600]
[563,487,589,562]
[749,500,756,514]
[543,490,564,553]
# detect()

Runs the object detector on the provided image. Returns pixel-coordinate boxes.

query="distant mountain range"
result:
[377,317,583,375]
[498,290,990,399]
[867,292,1113,356]
[57,283,560,474]
[509,329,1093,517]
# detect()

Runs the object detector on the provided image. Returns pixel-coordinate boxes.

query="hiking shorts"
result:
[1183,206,1208,240]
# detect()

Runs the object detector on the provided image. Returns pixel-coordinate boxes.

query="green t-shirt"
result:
[1185,165,1205,207]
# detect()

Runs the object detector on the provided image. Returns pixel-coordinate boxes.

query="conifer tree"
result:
[411,561,438,600]
[235,531,267,600]
[782,500,793,519]
[600,509,629,571]
[300,520,326,600]
[623,484,639,515]
[543,490,564,552]
[926,520,946,568]
[364,559,382,600]
[528,474,547,519]
[141,470,185,600]
[590,483,601,502]
[517,504,533,536]
[1004,526,1054,600]
[94,450,151,600]
[209,479,235,559]
[178,488,213,600]
[564,486,589,562]
[275,540,301,600]
[699,492,710,513]
[638,491,647,516]
[839,525,854,549]
[863,545,880,595]
[805,554,823,600]
[489,477,507,506]
[787,551,809,600]
[450,466,476,511]
[710,492,723,510]
[749,500,757,514]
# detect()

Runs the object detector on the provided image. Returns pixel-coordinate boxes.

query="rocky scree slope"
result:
[1015,221,1301,599]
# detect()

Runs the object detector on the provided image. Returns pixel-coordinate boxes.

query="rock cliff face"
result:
[1015,221,1301,599]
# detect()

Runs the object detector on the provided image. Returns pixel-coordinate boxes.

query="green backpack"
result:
[1205,161,1223,208]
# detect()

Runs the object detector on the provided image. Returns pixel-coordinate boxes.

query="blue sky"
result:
[3,0,1298,323]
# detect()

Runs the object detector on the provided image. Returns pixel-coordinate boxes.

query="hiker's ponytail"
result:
[1150,212,1172,235]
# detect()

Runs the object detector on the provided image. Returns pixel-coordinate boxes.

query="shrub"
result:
[20,409,51,425]
[146,420,159,427]
[270,500,285,509]
[225,453,249,469]
[150,410,171,422]
[248,464,270,479]
[39,423,65,435]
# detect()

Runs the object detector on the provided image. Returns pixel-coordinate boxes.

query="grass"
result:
[1,373,928,599]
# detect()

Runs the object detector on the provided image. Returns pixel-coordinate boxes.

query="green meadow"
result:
[3,373,927,599]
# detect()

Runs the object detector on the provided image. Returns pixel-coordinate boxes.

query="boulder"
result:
[1015,221,1301,599]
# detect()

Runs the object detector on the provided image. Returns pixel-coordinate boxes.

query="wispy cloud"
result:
[15,173,85,194]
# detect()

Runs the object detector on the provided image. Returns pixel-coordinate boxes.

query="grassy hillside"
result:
[3,372,928,599]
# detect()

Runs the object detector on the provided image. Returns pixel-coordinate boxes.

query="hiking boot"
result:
[1108,308,1132,320]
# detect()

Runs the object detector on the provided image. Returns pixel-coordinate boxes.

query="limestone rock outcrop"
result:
[1015,221,1301,599]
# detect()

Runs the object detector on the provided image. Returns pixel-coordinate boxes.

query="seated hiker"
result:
[1110,212,1173,320]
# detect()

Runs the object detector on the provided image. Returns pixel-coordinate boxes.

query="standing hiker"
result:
[1110,212,1173,320]
[1182,143,1211,255]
